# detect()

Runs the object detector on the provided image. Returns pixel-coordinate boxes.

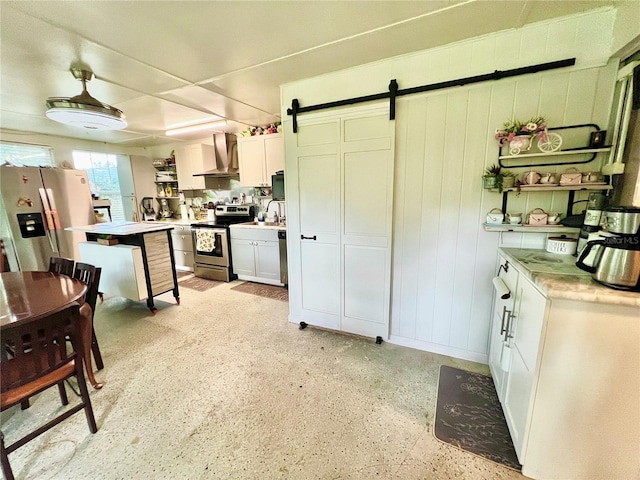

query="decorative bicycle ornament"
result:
[508,130,563,155]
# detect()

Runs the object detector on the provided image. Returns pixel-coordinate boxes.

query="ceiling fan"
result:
[45,68,127,130]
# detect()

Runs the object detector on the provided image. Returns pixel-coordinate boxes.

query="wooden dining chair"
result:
[73,262,104,371]
[48,256,75,277]
[0,303,98,480]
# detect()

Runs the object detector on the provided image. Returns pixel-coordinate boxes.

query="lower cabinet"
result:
[230,227,282,286]
[502,276,546,460]
[171,224,194,271]
[488,256,518,402]
[489,254,639,479]
[490,256,548,463]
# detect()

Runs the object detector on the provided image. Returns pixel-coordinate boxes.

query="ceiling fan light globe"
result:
[45,106,127,130]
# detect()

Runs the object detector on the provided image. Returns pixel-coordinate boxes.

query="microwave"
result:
[272,172,285,200]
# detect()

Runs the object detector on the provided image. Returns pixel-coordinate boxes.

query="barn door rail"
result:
[286,58,576,133]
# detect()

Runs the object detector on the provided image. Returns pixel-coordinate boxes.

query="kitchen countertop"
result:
[499,247,640,307]
[67,221,175,235]
[153,218,207,226]
[229,222,286,231]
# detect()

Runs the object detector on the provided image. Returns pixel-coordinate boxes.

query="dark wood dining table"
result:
[0,271,103,389]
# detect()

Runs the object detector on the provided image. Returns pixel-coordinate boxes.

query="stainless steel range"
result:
[191,204,255,281]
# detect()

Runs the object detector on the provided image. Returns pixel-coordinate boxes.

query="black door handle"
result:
[301,235,317,240]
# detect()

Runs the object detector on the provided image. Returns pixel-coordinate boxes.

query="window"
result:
[72,151,126,221]
[0,142,54,167]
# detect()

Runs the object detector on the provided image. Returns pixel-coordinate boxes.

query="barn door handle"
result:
[301,235,317,241]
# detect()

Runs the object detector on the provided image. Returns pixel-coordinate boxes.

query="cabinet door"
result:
[176,145,212,190]
[238,137,266,187]
[254,240,280,280]
[174,250,194,270]
[489,257,518,403]
[503,277,546,461]
[264,134,284,180]
[230,238,256,276]
[171,232,193,252]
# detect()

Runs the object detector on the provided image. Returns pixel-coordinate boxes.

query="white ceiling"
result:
[0,0,617,148]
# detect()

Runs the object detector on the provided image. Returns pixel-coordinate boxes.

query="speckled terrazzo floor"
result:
[1,281,527,480]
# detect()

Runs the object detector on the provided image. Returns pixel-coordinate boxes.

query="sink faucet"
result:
[266,200,283,224]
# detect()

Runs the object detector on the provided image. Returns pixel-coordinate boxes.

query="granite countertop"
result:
[499,248,640,307]
[67,221,175,235]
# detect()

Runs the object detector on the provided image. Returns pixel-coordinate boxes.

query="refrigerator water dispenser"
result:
[17,213,46,238]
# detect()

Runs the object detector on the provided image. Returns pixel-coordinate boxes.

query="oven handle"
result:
[193,227,227,235]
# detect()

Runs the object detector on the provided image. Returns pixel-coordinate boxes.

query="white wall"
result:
[611,1,640,58]
[281,9,619,363]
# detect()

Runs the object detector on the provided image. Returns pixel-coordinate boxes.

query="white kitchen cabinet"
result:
[488,256,518,402]
[488,254,639,479]
[489,260,547,462]
[502,276,546,461]
[229,227,282,285]
[175,144,215,190]
[237,133,284,187]
[171,224,194,271]
[286,105,395,339]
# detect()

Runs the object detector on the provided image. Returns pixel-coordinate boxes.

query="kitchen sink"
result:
[239,221,282,227]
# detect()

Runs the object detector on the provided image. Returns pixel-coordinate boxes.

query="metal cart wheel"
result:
[537,132,563,152]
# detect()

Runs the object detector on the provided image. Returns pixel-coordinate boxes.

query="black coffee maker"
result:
[576,206,640,291]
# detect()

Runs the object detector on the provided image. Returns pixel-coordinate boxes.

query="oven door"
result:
[192,227,229,267]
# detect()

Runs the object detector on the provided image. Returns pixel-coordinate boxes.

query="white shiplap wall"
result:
[281,9,619,363]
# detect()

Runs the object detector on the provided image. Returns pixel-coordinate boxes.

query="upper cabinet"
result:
[238,133,284,187]
[175,144,215,190]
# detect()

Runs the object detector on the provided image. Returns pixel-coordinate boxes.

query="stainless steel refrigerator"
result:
[0,166,95,271]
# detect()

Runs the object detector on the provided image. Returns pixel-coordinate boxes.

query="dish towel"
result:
[195,230,216,252]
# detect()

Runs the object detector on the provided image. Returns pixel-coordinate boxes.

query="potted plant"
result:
[483,165,515,192]
[483,164,501,189]
[495,116,547,144]
[501,171,516,190]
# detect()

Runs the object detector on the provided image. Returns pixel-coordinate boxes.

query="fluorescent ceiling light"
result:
[45,68,127,130]
[166,120,227,136]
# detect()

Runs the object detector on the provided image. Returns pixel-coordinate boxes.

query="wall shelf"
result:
[497,123,610,168]
[491,184,613,193]
[492,183,612,219]
[498,147,611,161]
[483,223,580,233]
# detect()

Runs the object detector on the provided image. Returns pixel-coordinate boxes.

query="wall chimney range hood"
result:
[193,133,239,177]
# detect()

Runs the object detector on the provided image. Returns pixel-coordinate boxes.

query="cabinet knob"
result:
[301,235,317,241]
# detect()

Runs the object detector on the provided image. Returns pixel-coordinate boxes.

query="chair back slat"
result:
[49,257,75,277]
[73,263,100,312]
[1,304,81,393]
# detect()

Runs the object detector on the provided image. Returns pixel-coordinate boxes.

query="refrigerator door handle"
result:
[46,188,62,230]
[38,187,60,255]
[39,188,55,230]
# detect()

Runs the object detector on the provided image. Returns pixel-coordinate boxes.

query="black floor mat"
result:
[434,365,521,470]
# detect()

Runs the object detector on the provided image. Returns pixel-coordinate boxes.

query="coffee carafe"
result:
[576,206,640,291]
